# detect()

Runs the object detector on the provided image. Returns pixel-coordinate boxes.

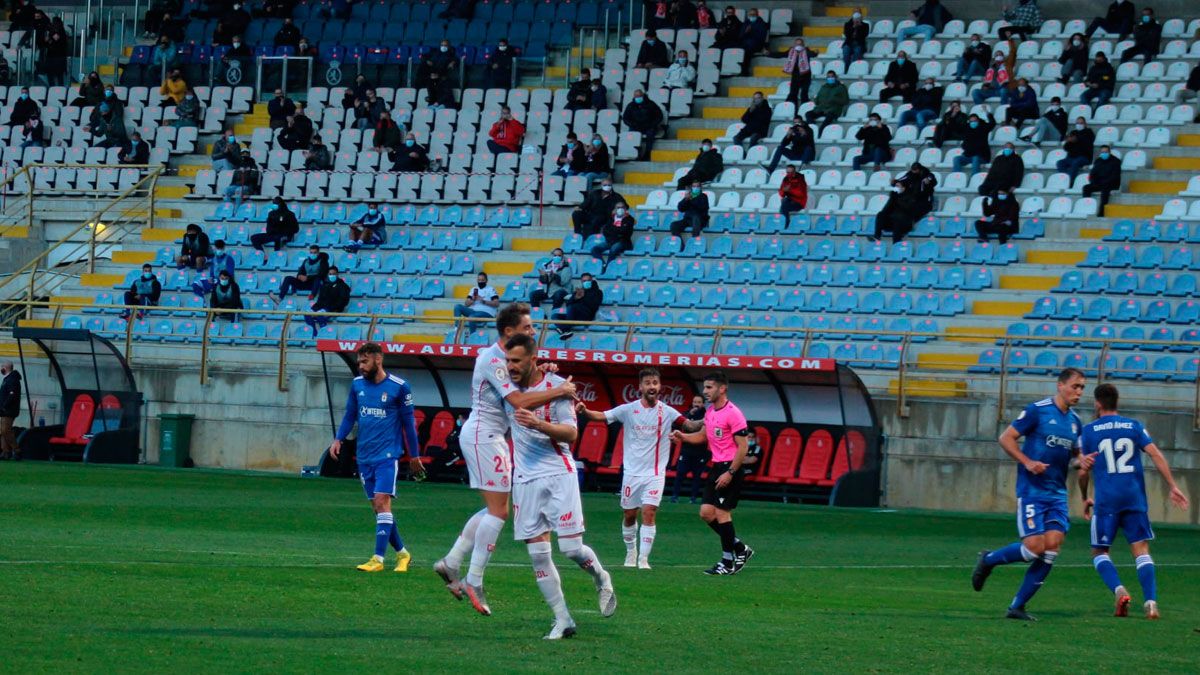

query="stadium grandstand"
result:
[0,0,1197,521]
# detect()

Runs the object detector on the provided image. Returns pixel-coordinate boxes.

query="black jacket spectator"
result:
[0,368,20,418]
[267,202,300,239]
[911,0,953,32]
[909,85,943,114]
[273,20,301,47]
[676,147,724,189]
[425,75,458,108]
[390,140,430,172]
[305,141,332,170]
[739,15,769,53]
[961,39,991,71]
[1088,153,1122,190]
[899,165,938,219]
[312,276,351,314]
[23,119,46,145]
[1187,65,1200,92]
[714,12,742,48]
[873,184,923,243]
[1043,106,1068,137]
[1085,60,1116,92]
[961,114,996,160]
[1126,16,1162,59]
[119,137,150,164]
[1090,1,1135,37]
[979,151,1025,194]
[572,184,625,236]
[843,18,869,50]
[485,44,514,89]
[636,36,671,68]
[567,282,603,316]
[209,278,244,312]
[556,142,584,172]
[10,94,39,126]
[267,94,296,128]
[622,96,664,133]
[180,229,210,261]
[566,76,593,110]
[371,119,403,151]
[590,81,608,110]
[1059,38,1089,77]
[855,123,893,156]
[670,190,710,237]
[600,213,635,249]
[735,99,771,144]
[1065,127,1096,160]
[580,142,611,175]
[880,58,919,101]
[976,194,1020,243]
[278,113,313,151]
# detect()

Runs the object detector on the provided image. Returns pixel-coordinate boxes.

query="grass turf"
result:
[2,462,1199,673]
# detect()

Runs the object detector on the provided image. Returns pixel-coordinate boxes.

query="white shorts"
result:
[620,474,666,509]
[461,421,511,493]
[512,473,585,541]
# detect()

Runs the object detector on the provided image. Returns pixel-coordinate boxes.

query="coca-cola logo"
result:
[575,380,599,403]
[620,384,687,406]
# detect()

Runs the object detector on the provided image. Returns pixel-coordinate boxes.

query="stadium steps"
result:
[510,237,564,251]
[944,326,1007,343]
[80,273,128,289]
[998,275,1058,291]
[886,378,966,397]
[141,228,186,242]
[0,226,30,239]
[1126,180,1188,195]
[481,261,534,276]
[915,352,978,372]
[971,300,1034,317]
[1024,250,1087,265]
[112,250,157,264]
[1176,134,1200,146]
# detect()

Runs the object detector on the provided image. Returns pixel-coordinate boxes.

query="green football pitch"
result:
[2,463,1198,673]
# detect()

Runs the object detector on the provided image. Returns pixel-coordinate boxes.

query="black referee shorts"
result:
[701,461,744,511]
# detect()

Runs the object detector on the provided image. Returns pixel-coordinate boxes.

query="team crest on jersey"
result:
[501,476,509,487]
[714,428,724,438]
[494,367,507,381]
[380,393,387,402]
[1027,518,1035,528]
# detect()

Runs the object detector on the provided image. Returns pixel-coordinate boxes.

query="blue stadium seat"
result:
[1140,300,1170,323]
[1051,297,1084,320]
[1028,350,1059,375]
[807,289,832,312]
[1145,356,1176,382]
[882,266,913,289]
[1174,329,1200,353]
[881,291,913,315]
[1079,245,1109,267]
[1081,297,1113,321]
[1053,271,1083,293]
[1168,300,1200,325]
[969,349,1002,374]
[1162,246,1193,270]
[1105,220,1136,241]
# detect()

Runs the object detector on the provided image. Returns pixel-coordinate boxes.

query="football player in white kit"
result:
[504,333,616,639]
[433,303,578,616]
[577,368,700,569]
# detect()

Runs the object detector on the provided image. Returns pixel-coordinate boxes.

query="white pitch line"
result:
[2,559,1199,570]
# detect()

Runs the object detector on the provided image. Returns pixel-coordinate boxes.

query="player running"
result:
[577,368,700,569]
[329,343,425,573]
[433,303,577,616]
[1078,383,1189,620]
[670,371,755,576]
[972,368,1086,621]
[504,333,616,639]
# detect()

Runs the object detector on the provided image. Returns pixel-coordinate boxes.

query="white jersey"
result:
[507,372,577,483]
[464,342,512,437]
[605,400,682,477]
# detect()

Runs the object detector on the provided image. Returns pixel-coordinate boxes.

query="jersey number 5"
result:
[1098,437,1136,475]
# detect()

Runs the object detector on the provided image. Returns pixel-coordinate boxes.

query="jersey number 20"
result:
[1098,437,1135,475]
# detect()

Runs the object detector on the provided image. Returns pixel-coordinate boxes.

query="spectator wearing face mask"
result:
[304,136,332,170]
[1004,78,1039,128]
[1087,0,1135,40]
[852,114,892,171]
[572,179,625,237]
[899,162,938,220]
[873,180,921,244]
[956,34,991,84]
[553,133,584,177]
[1056,119,1096,180]
[806,72,849,133]
[305,267,350,329]
[972,50,1013,104]
[119,131,150,165]
[979,142,1024,195]
[579,136,612,183]
[783,38,818,104]
[842,9,869,64]
[174,88,201,128]
[122,265,162,319]
[177,223,211,271]
[622,89,665,160]
[975,189,1020,243]
[899,0,953,41]
[555,273,603,340]
[73,71,105,107]
[485,39,514,90]
[589,77,609,110]
[347,202,387,250]
[419,39,459,89]
[713,5,743,49]
[9,87,39,126]
[778,165,808,217]
[267,88,296,129]
[208,270,244,320]
[389,133,429,172]
[567,68,595,111]
[1058,33,1090,84]
[663,50,697,89]
[371,111,403,153]
[1019,96,1066,146]
[454,273,500,320]
[1081,52,1116,107]
[21,113,45,148]
[278,106,314,151]
[676,140,723,189]
[218,35,253,85]
[211,128,238,173]
[880,51,919,103]
[670,182,710,238]
[732,92,771,147]
[930,100,968,149]
[1082,145,1122,209]
[739,9,769,55]
[272,245,329,303]
[355,89,389,131]
[223,150,259,205]
[1121,9,1161,63]
[530,248,573,310]
[252,197,299,251]
[486,105,524,154]
[898,78,943,131]
[636,29,672,68]
[764,117,816,171]
[590,203,635,271]
[951,111,996,176]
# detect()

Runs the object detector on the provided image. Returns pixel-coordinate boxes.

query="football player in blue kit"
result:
[330,342,425,572]
[972,368,1086,621]
[1078,383,1190,620]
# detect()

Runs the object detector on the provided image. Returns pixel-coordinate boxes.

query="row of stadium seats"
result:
[1053,271,1200,296]
[1026,297,1199,323]
[1004,322,1200,350]
[1105,218,1200,241]
[971,350,1199,381]
[1078,244,1200,268]
[202,202,527,229]
[842,17,1200,40]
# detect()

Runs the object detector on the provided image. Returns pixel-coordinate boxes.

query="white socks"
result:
[445,509,486,569]
[559,537,606,583]
[622,524,637,553]
[639,525,656,561]
[466,514,505,586]
[528,541,570,621]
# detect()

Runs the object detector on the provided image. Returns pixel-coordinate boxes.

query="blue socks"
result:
[985,542,1036,566]
[1010,550,1057,610]
[375,513,394,558]
[1136,554,1157,602]
[1092,554,1123,593]
[389,522,404,552]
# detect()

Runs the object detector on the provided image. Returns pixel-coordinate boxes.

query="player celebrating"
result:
[671,371,755,576]
[329,343,425,573]
[505,333,616,639]
[972,368,1086,621]
[577,368,699,569]
[1078,383,1189,620]
[433,303,577,616]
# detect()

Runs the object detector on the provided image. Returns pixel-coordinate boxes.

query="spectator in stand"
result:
[218,35,253,85]
[1018,95,1067,146]
[663,50,697,89]
[157,70,189,108]
[174,88,200,128]
[0,361,21,460]
[419,39,460,89]
[713,5,742,49]
[1121,8,1162,63]
[739,9,769,55]
[778,165,808,217]
[278,107,314,151]
[211,128,238,173]
[1057,118,1096,180]
[764,116,815,171]
[842,9,869,64]
[371,111,403,154]
[1087,0,1135,39]
[215,2,251,44]
[676,139,723,189]
[732,91,771,147]
[118,131,150,165]
[1004,78,1039,128]
[956,34,991,83]
[90,103,127,148]
[646,0,671,30]
[425,71,458,109]
[176,224,211,271]
[8,87,39,126]
[347,202,387,250]
[898,0,953,41]
[208,270,244,320]
[1176,63,1200,106]
[671,0,699,28]
[101,84,127,117]
[272,244,329,303]
[305,266,350,329]
[484,38,515,90]
[342,75,371,109]
[389,133,430,172]
[975,189,1020,243]
[454,273,500,320]
[579,136,612,183]
[806,71,849,133]
[999,0,1043,41]
[873,180,921,244]
[143,0,180,38]
[72,71,105,107]
[572,178,625,237]
[783,38,818,104]
[695,0,716,28]
[671,395,708,503]
[623,90,665,160]
[530,248,573,310]
[273,16,301,47]
[152,38,180,81]
[899,77,942,131]
[192,239,236,296]
[555,272,602,340]
[486,105,524,154]
[589,76,609,110]
[852,113,892,171]
[355,89,389,130]
[566,69,596,110]
[553,132,584,177]
[1082,52,1116,107]
[1058,33,1090,84]
[880,51,919,103]
[972,51,1013,104]
[21,114,45,148]
[159,12,186,43]
[122,264,162,320]
[267,88,296,129]
[952,110,996,176]
[1083,145,1122,209]
[636,29,672,68]
[304,136,332,170]
[252,197,299,251]
[904,162,939,220]
[670,182,710,238]
[978,142,1024,195]
[222,150,259,206]
[590,202,634,270]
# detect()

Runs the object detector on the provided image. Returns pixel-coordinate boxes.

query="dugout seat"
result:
[596,430,624,475]
[88,395,123,436]
[421,410,456,462]
[827,431,868,486]
[49,394,96,447]
[797,429,835,485]
[757,428,801,484]
[575,421,608,466]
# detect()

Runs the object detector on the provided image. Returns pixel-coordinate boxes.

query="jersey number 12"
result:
[1098,437,1135,475]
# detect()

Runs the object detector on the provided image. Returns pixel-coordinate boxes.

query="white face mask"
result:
[1072,39,1081,46]
[924,83,934,90]
[852,11,862,19]
[1075,123,1085,130]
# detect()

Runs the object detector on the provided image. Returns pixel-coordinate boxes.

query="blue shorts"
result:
[1091,509,1154,549]
[1017,496,1070,538]
[359,458,398,499]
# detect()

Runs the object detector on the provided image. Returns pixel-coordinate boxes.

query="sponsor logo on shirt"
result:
[360,406,388,419]
[1044,434,1076,450]
[559,511,574,522]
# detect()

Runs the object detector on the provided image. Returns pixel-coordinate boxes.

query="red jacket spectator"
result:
[487,108,525,153]
[778,168,808,216]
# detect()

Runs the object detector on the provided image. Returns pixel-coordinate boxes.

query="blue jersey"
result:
[336,372,421,464]
[1011,397,1082,502]
[1082,414,1152,514]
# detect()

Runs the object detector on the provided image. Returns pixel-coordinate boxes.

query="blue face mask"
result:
[368,209,378,215]
[1142,15,1150,22]
[405,139,414,147]
[142,272,152,279]
[551,256,562,264]
[897,57,906,64]
[646,39,656,45]
[219,278,230,286]
[592,139,602,146]
[327,274,337,283]
[1100,152,1110,159]
[1003,148,1014,156]
[309,252,319,260]
[105,90,113,97]
[691,188,701,195]
[970,121,980,128]
[215,249,225,256]
[826,77,836,84]
[635,96,644,104]
[566,142,576,149]
[997,193,1008,200]
[582,281,593,289]
[20,93,28,100]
